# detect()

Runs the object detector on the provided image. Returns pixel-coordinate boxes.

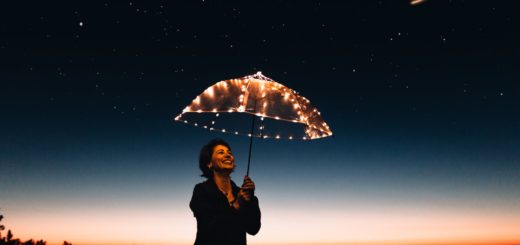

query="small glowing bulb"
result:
[207,87,214,97]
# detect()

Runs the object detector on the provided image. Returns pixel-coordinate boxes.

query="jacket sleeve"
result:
[190,184,218,227]
[239,196,261,235]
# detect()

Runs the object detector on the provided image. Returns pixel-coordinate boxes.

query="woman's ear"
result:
[207,162,212,169]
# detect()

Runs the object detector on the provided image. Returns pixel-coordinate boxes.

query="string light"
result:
[175,72,333,140]
[207,87,214,97]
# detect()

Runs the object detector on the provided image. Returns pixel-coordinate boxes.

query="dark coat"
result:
[190,179,261,245]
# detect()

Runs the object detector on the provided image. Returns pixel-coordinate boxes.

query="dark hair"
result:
[199,138,232,178]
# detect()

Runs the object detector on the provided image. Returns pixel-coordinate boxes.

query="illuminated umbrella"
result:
[175,72,333,175]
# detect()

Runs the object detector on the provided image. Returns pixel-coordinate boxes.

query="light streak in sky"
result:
[410,0,428,5]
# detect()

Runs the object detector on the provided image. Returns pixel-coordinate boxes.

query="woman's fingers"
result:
[242,183,255,190]
[242,192,251,201]
[239,176,256,202]
[238,189,251,202]
[242,176,255,190]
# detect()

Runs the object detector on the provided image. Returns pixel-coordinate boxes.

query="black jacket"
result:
[190,179,261,245]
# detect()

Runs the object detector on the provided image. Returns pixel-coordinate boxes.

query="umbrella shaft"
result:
[246,114,255,177]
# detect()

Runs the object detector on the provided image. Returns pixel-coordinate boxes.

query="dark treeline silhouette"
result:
[0,210,72,245]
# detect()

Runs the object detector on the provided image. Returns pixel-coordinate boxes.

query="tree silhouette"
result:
[0,210,59,245]
[0,212,4,243]
[1,213,5,238]
[22,239,34,245]
[6,230,12,242]
[62,241,72,245]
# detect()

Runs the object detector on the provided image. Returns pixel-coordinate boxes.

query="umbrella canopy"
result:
[175,72,333,140]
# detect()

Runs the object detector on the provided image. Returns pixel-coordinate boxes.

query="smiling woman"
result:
[189,138,261,245]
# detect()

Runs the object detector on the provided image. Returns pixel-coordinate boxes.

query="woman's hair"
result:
[199,138,232,178]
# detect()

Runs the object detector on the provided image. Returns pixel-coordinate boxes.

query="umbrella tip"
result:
[256,71,262,76]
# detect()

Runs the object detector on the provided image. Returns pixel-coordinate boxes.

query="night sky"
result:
[1,1,519,244]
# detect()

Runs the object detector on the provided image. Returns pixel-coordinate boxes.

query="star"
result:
[79,22,84,27]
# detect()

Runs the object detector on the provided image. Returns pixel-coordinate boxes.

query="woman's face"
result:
[208,144,235,172]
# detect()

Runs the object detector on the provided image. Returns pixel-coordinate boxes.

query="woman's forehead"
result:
[214,144,230,151]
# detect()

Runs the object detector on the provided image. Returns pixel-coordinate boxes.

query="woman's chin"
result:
[223,166,235,171]
[215,166,235,173]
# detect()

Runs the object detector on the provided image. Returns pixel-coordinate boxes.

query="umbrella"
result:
[175,72,332,175]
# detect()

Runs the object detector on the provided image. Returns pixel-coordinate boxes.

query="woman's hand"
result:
[234,176,255,209]
[241,176,255,196]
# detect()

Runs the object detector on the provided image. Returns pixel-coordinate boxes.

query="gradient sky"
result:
[1,1,519,245]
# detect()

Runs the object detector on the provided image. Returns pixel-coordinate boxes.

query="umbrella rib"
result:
[290,90,311,139]
[181,110,307,125]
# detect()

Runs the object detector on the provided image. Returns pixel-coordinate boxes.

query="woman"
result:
[190,138,261,245]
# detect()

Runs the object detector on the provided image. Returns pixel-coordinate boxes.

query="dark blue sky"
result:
[0,1,519,244]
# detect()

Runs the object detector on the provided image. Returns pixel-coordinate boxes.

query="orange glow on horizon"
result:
[3,204,520,245]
